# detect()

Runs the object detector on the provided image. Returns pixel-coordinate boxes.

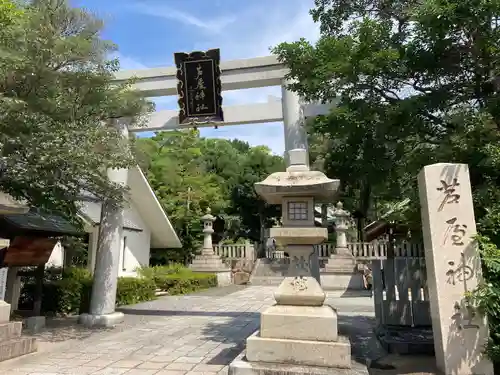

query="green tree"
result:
[135,130,228,262]
[136,131,285,256]
[229,146,284,245]
[0,0,152,218]
[273,0,500,363]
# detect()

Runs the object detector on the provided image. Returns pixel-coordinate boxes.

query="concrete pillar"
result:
[418,163,493,375]
[281,81,308,166]
[79,119,129,328]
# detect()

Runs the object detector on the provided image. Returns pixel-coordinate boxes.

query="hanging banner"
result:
[174,49,224,125]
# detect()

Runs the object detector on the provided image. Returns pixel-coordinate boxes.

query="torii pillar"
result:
[79,119,129,328]
[281,80,321,284]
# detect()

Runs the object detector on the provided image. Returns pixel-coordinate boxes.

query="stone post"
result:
[418,163,493,375]
[79,118,129,328]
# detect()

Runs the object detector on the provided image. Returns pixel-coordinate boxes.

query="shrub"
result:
[153,272,217,295]
[471,235,500,367]
[136,264,187,279]
[20,267,157,315]
[115,277,157,306]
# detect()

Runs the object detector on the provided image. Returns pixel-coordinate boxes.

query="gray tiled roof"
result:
[1,208,82,235]
[78,200,143,231]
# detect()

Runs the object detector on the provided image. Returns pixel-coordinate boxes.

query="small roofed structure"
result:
[0,208,84,268]
[363,199,412,242]
[0,207,85,319]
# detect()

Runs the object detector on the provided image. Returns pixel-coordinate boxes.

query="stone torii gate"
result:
[80,55,333,327]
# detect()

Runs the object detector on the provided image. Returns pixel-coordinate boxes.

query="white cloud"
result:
[131,3,235,34]
[112,52,148,70]
[122,0,319,155]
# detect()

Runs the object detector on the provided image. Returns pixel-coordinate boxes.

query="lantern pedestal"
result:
[190,254,232,286]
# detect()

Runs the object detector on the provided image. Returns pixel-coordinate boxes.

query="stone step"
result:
[0,337,37,362]
[248,276,284,286]
[0,322,22,341]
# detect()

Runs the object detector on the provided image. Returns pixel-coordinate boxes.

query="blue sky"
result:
[74,0,319,155]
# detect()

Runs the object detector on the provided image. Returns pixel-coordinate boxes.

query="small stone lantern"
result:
[189,208,231,286]
[324,201,357,274]
[230,149,359,371]
[200,208,215,256]
[333,201,350,256]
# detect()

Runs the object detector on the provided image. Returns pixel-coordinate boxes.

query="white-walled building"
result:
[48,166,181,276]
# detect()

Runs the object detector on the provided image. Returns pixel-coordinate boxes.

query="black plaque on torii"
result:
[174,49,224,125]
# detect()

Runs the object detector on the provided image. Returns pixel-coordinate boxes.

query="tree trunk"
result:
[357,181,372,241]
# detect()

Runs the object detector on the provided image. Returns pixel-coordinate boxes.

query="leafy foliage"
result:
[273,0,500,362]
[0,0,153,218]
[473,236,500,363]
[134,130,284,260]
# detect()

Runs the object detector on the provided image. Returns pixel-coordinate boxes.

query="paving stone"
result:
[112,360,144,368]
[155,371,188,375]
[149,355,178,362]
[164,362,196,371]
[123,369,160,375]
[137,361,166,370]
[0,286,376,374]
[174,356,205,364]
[192,364,225,372]
[92,367,129,375]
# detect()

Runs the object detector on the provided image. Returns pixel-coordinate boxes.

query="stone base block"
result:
[261,304,338,342]
[0,322,22,340]
[320,272,364,291]
[0,337,37,362]
[25,316,46,334]
[246,331,351,368]
[229,351,368,375]
[274,276,326,306]
[216,271,232,286]
[79,311,124,328]
[324,255,356,272]
[190,254,229,270]
[0,301,10,323]
[191,269,232,286]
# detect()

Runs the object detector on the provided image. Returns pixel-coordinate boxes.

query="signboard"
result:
[0,236,57,267]
[174,49,224,124]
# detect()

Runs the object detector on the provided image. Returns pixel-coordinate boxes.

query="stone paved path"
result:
[0,286,376,375]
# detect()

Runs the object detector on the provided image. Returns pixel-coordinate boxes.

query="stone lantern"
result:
[189,208,232,286]
[324,201,359,286]
[200,208,215,256]
[332,201,350,255]
[230,149,364,373]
